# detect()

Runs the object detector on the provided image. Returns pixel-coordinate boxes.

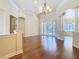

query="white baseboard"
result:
[73,44,79,49]
[0,49,23,59]
[56,37,64,40]
[16,49,23,55]
[24,35,39,38]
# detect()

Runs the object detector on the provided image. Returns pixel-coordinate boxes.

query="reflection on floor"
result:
[9,36,79,59]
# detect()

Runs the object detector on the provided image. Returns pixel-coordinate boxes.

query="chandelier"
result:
[39,0,52,14]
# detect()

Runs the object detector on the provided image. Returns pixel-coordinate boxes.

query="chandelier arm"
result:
[39,0,53,14]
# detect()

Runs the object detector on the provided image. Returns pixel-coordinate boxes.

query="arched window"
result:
[63,9,75,32]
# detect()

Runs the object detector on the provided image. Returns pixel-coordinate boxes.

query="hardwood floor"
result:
[9,36,79,59]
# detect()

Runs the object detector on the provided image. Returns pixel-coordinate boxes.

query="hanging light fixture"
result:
[39,0,52,14]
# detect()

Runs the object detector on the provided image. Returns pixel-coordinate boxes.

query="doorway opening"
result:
[40,21,55,37]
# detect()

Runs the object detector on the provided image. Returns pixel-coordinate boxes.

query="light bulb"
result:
[40,6,43,10]
[49,9,52,12]
[47,6,50,10]
[39,6,43,13]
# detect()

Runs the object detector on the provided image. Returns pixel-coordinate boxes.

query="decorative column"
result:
[73,8,79,48]
[75,8,78,32]
[55,16,64,40]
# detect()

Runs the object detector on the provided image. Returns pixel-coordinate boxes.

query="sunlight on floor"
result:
[41,36,57,53]
[64,36,73,59]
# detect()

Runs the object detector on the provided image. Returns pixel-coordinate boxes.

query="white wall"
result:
[1,0,79,36]
[0,12,7,35]
[0,0,39,37]
[0,0,19,35]
[56,0,79,16]
[25,14,39,37]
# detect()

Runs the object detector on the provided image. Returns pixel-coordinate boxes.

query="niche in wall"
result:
[10,15,17,33]
[17,17,25,36]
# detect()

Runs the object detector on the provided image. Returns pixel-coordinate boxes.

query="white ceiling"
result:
[13,0,64,14]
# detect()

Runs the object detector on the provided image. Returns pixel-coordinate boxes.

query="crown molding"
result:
[8,0,21,9]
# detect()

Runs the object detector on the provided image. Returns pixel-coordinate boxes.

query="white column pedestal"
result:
[55,16,64,40]
[73,32,79,49]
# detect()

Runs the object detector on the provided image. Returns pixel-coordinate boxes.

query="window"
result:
[41,21,55,36]
[63,23,75,32]
[63,9,75,32]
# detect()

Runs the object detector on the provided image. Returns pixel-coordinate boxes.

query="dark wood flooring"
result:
[9,36,79,59]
